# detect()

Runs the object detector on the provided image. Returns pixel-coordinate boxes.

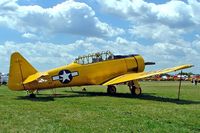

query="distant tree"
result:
[177,72,194,77]
[160,73,171,77]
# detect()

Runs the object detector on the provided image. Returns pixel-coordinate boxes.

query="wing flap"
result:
[23,72,48,84]
[103,64,193,86]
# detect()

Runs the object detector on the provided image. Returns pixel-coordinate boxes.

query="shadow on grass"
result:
[16,91,200,104]
[16,95,55,102]
[65,91,200,105]
[137,94,200,105]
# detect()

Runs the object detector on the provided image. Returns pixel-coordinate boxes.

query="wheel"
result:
[29,93,36,98]
[135,87,142,96]
[130,86,142,96]
[107,85,116,94]
[2,82,7,85]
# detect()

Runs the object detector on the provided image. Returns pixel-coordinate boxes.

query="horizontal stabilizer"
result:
[23,72,48,84]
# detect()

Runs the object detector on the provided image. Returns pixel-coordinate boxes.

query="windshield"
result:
[74,51,114,64]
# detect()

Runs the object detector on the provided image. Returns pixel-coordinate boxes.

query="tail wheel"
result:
[29,93,36,98]
[130,86,142,96]
[27,90,37,98]
[107,85,116,94]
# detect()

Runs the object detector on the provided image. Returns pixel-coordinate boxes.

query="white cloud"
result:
[98,0,200,42]
[0,0,199,74]
[0,37,199,73]
[99,0,198,27]
[128,24,185,42]
[0,0,124,38]
[22,33,40,40]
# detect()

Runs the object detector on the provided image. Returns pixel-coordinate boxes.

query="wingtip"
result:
[187,64,194,68]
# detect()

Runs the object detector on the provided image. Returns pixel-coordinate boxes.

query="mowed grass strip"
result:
[0,81,199,133]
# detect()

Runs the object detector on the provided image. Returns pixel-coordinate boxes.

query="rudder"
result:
[8,52,38,91]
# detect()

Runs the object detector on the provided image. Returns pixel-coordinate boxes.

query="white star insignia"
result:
[52,70,79,83]
[60,71,71,82]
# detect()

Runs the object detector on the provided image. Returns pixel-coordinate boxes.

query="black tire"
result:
[2,82,7,85]
[107,85,116,94]
[29,93,36,98]
[130,86,142,96]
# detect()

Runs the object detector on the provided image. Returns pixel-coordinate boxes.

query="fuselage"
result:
[24,55,145,90]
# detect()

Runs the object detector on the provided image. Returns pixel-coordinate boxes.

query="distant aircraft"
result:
[8,51,193,98]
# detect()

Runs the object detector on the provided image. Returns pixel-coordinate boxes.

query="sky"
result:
[0,0,200,73]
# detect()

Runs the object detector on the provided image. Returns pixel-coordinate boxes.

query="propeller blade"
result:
[145,62,156,65]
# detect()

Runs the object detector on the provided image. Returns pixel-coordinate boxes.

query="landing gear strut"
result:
[107,85,116,94]
[128,80,142,96]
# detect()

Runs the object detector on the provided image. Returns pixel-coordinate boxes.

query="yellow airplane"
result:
[8,51,193,98]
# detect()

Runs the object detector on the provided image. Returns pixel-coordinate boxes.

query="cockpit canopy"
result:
[74,51,114,64]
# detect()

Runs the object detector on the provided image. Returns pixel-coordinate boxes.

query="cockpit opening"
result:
[74,51,114,64]
[74,51,139,65]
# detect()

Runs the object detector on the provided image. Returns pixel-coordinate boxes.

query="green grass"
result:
[0,81,199,133]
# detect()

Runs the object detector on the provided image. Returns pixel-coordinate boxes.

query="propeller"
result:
[145,62,155,65]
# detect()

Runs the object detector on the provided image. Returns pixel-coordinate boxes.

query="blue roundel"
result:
[58,70,73,84]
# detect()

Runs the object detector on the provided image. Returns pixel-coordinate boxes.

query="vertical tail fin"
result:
[8,52,38,91]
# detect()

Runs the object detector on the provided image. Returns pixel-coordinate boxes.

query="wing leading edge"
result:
[103,64,193,86]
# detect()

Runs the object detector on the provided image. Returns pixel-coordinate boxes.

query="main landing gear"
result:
[107,85,116,94]
[106,80,142,96]
[128,80,142,96]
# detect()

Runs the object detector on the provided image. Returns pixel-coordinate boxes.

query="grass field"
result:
[0,81,199,133]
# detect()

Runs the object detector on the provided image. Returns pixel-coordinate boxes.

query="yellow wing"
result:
[103,64,193,86]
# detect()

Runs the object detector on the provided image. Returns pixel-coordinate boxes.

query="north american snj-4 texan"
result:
[8,51,193,98]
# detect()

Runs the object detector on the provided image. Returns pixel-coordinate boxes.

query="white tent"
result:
[0,73,8,84]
